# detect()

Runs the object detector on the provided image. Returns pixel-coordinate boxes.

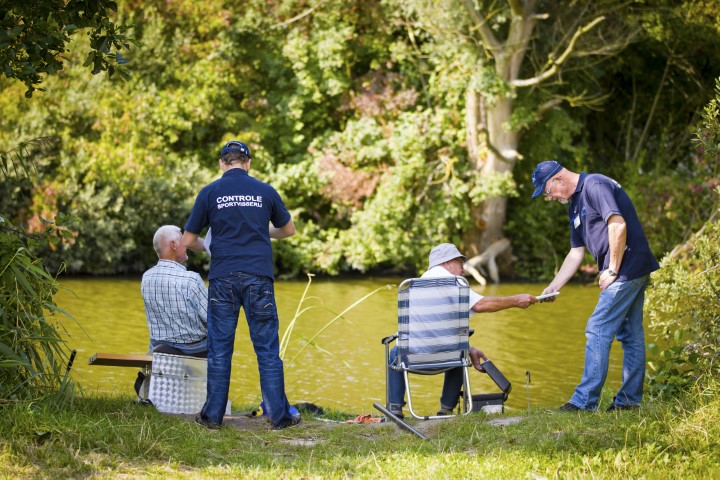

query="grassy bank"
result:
[1,384,719,479]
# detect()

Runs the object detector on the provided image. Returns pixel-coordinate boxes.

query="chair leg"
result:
[403,370,419,419]
[462,366,473,415]
[384,342,390,409]
[405,370,464,420]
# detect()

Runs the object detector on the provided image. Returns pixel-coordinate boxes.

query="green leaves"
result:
[3,0,720,281]
[645,190,720,396]
[0,0,137,96]
[645,81,720,396]
[0,222,75,403]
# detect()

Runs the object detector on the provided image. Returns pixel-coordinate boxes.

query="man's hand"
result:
[539,286,560,302]
[599,270,618,291]
[469,346,488,372]
[514,294,537,308]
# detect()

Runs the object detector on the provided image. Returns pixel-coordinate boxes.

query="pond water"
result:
[54,276,627,415]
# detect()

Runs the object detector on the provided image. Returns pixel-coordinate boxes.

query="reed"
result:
[1,138,78,405]
[278,273,394,368]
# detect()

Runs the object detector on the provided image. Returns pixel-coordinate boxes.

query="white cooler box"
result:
[148,353,230,415]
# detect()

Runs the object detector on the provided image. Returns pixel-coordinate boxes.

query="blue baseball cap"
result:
[531,160,563,199]
[220,140,251,158]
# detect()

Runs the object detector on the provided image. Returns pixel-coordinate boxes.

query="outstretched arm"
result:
[472,293,537,313]
[542,246,585,296]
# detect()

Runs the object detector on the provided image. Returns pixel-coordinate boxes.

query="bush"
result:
[645,201,720,397]
[645,78,720,397]
[0,143,76,403]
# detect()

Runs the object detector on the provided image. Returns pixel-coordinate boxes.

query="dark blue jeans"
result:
[199,273,293,428]
[388,346,464,412]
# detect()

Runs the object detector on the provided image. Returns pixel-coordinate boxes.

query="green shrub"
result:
[645,79,720,397]
[645,202,720,397]
[0,142,76,403]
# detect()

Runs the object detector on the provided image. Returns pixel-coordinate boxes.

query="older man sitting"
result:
[141,225,208,357]
[387,243,537,418]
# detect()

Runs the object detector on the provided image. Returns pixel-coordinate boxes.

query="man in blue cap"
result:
[182,141,300,430]
[531,161,659,412]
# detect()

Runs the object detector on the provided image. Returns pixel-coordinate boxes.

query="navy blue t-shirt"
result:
[568,173,659,281]
[184,168,291,280]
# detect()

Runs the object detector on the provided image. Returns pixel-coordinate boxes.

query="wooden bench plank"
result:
[89,353,153,368]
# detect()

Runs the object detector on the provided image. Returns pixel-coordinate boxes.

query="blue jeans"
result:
[388,346,464,412]
[569,275,649,410]
[199,273,293,428]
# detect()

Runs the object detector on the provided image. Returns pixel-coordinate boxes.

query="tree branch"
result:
[508,0,524,16]
[478,128,517,165]
[510,15,605,88]
[536,98,563,118]
[463,0,501,53]
[624,74,637,160]
[272,2,324,29]
[405,15,433,110]
[631,58,672,165]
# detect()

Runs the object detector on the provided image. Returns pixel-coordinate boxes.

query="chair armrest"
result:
[381,334,398,345]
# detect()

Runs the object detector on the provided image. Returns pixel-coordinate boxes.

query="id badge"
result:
[573,214,581,229]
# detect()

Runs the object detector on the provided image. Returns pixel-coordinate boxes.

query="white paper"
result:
[536,292,560,300]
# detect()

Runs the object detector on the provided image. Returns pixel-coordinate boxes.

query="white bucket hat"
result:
[428,243,466,269]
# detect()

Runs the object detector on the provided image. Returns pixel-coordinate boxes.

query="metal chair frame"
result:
[383,276,473,420]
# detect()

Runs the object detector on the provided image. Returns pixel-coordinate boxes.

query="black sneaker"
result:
[272,415,302,430]
[558,402,582,412]
[436,408,454,416]
[195,414,221,430]
[606,403,639,412]
[388,408,404,419]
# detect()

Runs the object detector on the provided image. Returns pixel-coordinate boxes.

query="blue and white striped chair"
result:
[383,276,473,419]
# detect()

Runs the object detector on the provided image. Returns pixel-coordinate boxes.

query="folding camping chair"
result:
[382,276,474,420]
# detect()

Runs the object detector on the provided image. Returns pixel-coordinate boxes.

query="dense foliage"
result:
[0,1,139,404]
[1,1,719,280]
[645,79,720,397]
[0,0,135,97]
[646,208,720,396]
[0,140,76,403]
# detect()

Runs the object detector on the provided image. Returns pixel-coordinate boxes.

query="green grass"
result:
[1,384,720,479]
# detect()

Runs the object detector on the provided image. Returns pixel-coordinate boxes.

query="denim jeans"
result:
[388,346,464,412]
[198,273,293,428]
[569,275,649,410]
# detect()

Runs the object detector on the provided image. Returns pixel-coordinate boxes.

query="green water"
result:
[54,276,626,414]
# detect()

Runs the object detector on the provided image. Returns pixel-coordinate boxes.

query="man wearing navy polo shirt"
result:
[182,140,298,430]
[531,161,659,412]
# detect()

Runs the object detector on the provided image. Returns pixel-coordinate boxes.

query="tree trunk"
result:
[457,0,609,277]
[460,0,528,262]
[462,93,517,259]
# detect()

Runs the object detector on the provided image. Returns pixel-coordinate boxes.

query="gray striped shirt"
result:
[141,260,208,346]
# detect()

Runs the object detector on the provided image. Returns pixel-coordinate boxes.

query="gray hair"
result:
[152,225,182,257]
